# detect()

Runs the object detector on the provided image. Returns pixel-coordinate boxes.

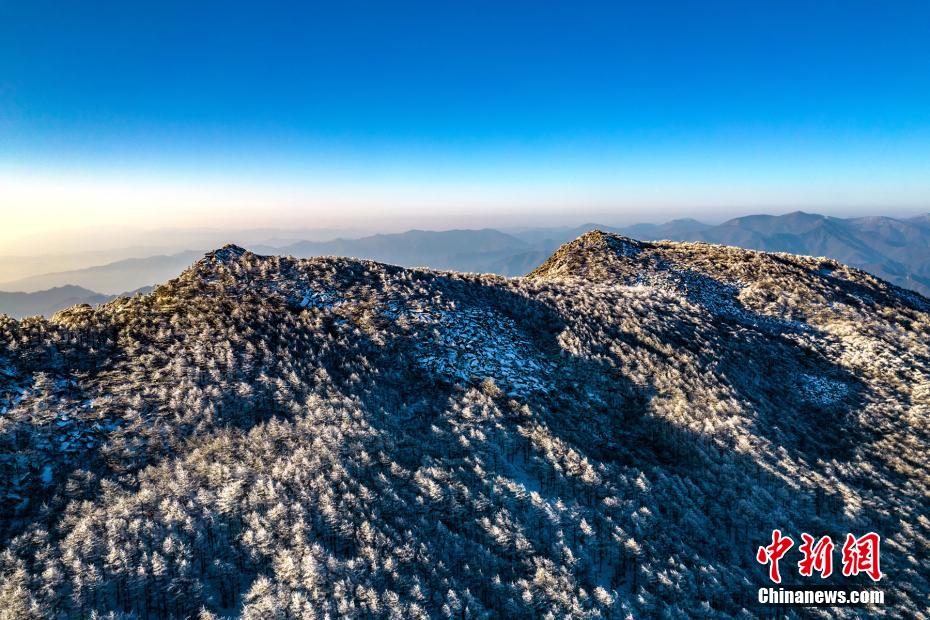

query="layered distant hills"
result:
[0,252,201,297]
[0,235,927,616]
[0,285,155,319]
[0,286,112,319]
[2,211,930,317]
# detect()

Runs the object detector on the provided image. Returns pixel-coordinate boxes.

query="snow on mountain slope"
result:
[0,234,928,618]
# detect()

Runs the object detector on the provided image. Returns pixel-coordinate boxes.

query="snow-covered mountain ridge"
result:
[0,232,927,618]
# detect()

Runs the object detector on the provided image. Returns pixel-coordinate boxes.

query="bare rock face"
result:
[0,234,928,618]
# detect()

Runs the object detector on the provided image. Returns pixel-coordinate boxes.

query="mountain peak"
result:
[202,244,249,264]
[526,229,927,312]
[527,230,646,280]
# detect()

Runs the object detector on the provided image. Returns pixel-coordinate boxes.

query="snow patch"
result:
[399,305,552,395]
[799,374,849,405]
[628,268,810,333]
[298,288,340,310]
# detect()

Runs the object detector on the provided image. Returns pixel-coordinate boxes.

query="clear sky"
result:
[1,0,929,247]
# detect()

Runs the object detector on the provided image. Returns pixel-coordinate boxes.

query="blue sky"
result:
[1,0,929,242]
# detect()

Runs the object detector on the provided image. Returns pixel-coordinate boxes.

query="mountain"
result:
[0,251,201,295]
[0,228,369,276]
[6,212,930,300]
[505,220,712,248]
[0,247,191,284]
[653,212,930,297]
[0,285,155,319]
[262,213,930,296]
[0,235,926,617]
[0,285,112,319]
[258,228,531,273]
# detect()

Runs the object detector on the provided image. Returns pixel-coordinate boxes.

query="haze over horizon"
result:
[3,1,930,248]
[2,208,928,258]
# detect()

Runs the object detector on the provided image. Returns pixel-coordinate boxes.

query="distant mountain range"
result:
[2,211,929,317]
[679,212,930,295]
[0,285,155,319]
[259,211,930,296]
[253,228,539,275]
[0,251,201,296]
[0,286,112,319]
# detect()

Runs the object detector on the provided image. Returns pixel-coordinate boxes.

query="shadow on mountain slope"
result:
[299,273,897,616]
[0,246,923,617]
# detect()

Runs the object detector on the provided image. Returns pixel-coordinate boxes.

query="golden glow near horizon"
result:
[2,163,929,254]
[0,167,635,249]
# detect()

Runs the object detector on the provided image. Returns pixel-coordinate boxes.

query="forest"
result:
[0,233,928,618]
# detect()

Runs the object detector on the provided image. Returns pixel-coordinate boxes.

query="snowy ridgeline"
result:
[0,237,922,618]
[257,259,849,405]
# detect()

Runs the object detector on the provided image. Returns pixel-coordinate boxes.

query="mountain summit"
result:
[203,243,249,264]
[527,231,647,281]
[0,234,927,617]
